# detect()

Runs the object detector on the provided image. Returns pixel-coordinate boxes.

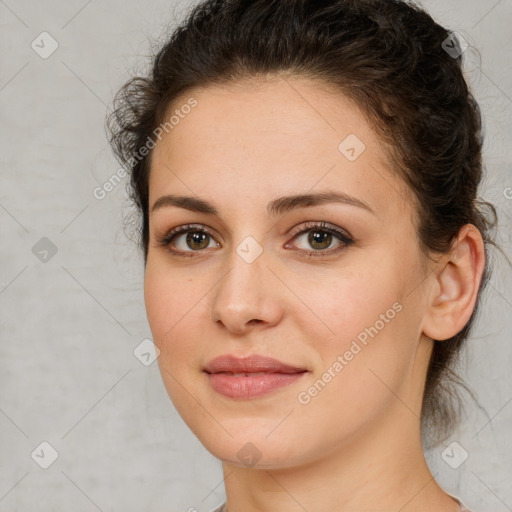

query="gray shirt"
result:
[209,495,474,511]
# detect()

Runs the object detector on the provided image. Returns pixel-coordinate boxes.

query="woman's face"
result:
[145,77,434,469]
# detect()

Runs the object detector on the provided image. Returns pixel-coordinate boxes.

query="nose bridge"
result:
[211,234,283,331]
[218,235,268,308]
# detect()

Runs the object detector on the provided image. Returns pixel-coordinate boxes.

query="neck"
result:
[221,406,459,512]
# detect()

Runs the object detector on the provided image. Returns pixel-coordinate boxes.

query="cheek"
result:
[291,262,400,348]
[144,261,198,358]
[144,262,206,411]
[144,264,172,343]
[293,260,413,402]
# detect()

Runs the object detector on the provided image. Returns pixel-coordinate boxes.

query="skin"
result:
[144,77,485,512]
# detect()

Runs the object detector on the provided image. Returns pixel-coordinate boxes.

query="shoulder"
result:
[447,493,475,512]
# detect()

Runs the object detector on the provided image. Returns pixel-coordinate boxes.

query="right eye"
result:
[156,224,220,257]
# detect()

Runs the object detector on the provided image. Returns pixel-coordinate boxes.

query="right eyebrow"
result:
[151,194,218,215]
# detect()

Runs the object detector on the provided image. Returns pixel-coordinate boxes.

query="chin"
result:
[190,420,308,469]
[204,441,302,470]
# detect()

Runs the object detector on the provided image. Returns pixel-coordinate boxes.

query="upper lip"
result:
[203,354,307,374]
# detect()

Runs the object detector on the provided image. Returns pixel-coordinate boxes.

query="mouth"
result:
[203,354,308,399]
[217,371,299,377]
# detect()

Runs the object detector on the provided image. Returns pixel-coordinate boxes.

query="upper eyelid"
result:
[163,221,348,237]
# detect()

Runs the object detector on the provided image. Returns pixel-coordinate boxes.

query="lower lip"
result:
[206,372,307,399]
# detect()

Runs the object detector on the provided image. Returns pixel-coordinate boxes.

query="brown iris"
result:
[186,231,210,250]
[308,230,332,250]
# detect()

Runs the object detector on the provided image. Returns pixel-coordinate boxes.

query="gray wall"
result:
[1,0,511,511]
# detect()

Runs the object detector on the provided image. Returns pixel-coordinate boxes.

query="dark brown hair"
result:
[107,0,504,447]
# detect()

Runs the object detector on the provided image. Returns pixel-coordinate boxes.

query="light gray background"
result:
[1,0,511,511]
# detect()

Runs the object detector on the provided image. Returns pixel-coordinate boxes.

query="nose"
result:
[210,245,285,335]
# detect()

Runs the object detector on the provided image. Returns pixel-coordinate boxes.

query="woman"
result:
[108,1,503,510]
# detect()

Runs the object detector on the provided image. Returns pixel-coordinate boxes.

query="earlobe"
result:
[422,224,486,341]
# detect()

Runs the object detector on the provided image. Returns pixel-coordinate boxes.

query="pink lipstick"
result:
[203,354,308,399]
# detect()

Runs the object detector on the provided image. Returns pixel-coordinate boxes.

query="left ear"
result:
[422,224,486,341]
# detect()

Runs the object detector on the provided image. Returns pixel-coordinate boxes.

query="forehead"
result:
[149,77,411,220]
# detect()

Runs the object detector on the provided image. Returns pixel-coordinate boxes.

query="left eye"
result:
[286,222,354,255]
[292,229,340,251]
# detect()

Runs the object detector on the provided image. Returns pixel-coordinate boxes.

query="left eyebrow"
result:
[267,191,375,216]
[150,191,376,216]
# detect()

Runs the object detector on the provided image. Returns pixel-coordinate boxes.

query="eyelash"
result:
[156,222,354,259]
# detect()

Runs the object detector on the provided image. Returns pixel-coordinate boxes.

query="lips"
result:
[203,354,306,375]
[203,354,308,399]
